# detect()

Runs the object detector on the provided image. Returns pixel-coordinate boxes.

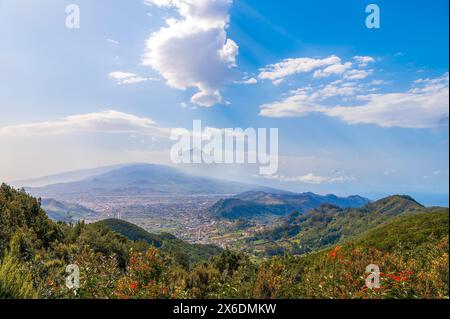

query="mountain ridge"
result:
[244,194,444,256]
[208,190,370,220]
[24,163,277,200]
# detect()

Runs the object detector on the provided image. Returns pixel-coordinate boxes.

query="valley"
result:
[21,163,370,250]
[38,193,274,249]
[17,163,447,258]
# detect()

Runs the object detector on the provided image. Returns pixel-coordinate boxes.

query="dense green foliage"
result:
[0,184,448,299]
[355,209,449,251]
[0,183,62,255]
[248,195,431,256]
[0,253,38,299]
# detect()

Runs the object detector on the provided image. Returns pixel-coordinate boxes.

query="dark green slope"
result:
[249,195,442,255]
[0,183,62,254]
[279,209,449,299]
[209,191,370,220]
[300,209,449,266]
[95,219,222,267]
[96,218,173,247]
[355,208,449,252]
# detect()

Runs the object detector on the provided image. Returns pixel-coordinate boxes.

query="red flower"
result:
[129,281,138,290]
[329,246,342,259]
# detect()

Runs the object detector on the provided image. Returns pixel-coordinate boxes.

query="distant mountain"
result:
[40,198,99,222]
[96,219,222,267]
[11,164,128,188]
[249,195,442,255]
[208,190,370,220]
[26,163,272,200]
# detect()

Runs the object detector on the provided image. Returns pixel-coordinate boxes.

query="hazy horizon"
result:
[5,161,448,207]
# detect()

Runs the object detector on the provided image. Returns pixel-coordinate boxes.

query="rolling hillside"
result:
[354,209,449,251]
[96,219,222,267]
[208,190,370,220]
[267,209,449,299]
[245,195,444,255]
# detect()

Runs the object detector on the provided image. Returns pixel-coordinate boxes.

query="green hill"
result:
[0,183,62,255]
[247,195,439,256]
[261,209,449,299]
[355,208,449,251]
[95,219,222,267]
[209,191,369,220]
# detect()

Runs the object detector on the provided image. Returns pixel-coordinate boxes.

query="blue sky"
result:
[0,0,448,206]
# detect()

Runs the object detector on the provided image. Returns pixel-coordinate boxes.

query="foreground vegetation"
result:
[0,184,448,299]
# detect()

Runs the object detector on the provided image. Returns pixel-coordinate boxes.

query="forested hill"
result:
[95,219,222,266]
[208,190,370,220]
[247,195,447,255]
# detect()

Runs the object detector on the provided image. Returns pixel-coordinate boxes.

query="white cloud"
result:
[259,81,363,117]
[242,77,258,84]
[0,110,260,142]
[258,55,341,84]
[353,56,375,67]
[315,82,360,100]
[344,69,373,80]
[107,38,120,45]
[260,97,320,118]
[383,169,397,176]
[328,74,449,128]
[313,62,352,78]
[0,110,169,137]
[258,55,375,83]
[108,71,155,85]
[260,73,449,128]
[371,79,387,86]
[261,173,354,184]
[235,77,258,85]
[143,0,237,107]
[191,89,222,106]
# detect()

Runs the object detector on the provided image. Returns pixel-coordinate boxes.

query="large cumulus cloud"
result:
[143,0,238,107]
